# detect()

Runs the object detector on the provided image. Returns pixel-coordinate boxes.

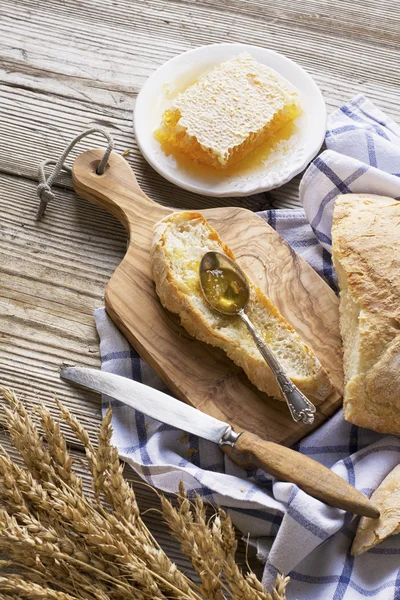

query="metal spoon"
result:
[199,251,316,424]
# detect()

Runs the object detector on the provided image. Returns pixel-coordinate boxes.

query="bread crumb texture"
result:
[155,53,301,169]
[332,194,400,434]
[352,464,400,555]
[151,211,334,403]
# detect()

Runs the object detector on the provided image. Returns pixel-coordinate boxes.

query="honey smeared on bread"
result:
[155,53,302,170]
[151,211,334,404]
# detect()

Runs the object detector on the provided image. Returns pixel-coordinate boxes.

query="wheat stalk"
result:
[93,405,113,499]
[3,391,55,483]
[0,577,79,600]
[0,452,30,515]
[0,387,288,600]
[62,402,199,599]
[160,486,223,600]
[161,483,283,600]
[38,404,82,493]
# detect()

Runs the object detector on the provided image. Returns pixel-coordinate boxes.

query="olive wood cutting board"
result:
[72,149,344,447]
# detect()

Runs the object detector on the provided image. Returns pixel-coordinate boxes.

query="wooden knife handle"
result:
[232,431,379,518]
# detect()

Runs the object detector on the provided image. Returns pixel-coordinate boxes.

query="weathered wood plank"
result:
[1,0,400,116]
[0,172,126,441]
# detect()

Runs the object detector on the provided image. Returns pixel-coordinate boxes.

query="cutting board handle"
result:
[72,148,160,233]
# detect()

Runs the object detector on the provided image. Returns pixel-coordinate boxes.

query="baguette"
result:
[352,464,400,555]
[151,211,334,403]
[332,194,400,435]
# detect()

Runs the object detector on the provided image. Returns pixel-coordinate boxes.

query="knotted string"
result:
[36,128,114,220]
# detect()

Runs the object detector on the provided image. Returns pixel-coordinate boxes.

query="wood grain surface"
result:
[1,0,400,576]
[72,148,343,447]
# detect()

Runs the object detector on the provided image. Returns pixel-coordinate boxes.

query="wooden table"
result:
[1,0,399,577]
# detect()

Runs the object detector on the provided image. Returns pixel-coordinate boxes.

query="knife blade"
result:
[61,366,238,445]
[60,366,380,519]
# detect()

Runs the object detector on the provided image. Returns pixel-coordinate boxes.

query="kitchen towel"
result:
[94,95,400,600]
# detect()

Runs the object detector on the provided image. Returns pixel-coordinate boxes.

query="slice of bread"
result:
[151,211,334,404]
[352,464,400,555]
[332,194,400,435]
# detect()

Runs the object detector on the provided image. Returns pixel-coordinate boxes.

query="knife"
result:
[60,367,379,519]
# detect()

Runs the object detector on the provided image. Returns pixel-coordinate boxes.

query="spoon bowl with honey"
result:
[199,251,316,424]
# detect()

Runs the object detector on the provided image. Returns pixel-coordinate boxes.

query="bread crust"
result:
[352,464,400,555]
[332,194,400,434]
[151,211,334,404]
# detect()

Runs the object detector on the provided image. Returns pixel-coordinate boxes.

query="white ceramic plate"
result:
[134,43,326,197]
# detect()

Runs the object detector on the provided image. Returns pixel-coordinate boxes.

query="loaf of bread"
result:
[332,194,400,434]
[151,211,334,403]
[352,464,400,555]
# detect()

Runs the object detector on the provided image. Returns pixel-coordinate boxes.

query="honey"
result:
[155,116,299,178]
[154,53,302,175]
[200,267,248,314]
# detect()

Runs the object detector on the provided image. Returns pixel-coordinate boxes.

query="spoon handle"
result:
[238,310,316,424]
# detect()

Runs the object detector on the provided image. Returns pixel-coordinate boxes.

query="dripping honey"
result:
[155,115,299,178]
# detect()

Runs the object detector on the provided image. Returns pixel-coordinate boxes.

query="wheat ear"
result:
[160,484,223,600]
[0,391,288,600]
[0,577,79,600]
[2,389,54,483]
[38,404,82,493]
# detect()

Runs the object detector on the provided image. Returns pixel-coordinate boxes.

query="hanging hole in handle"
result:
[89,159,110,176]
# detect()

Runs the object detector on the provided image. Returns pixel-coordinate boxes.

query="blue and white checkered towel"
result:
[95,95,400,599]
